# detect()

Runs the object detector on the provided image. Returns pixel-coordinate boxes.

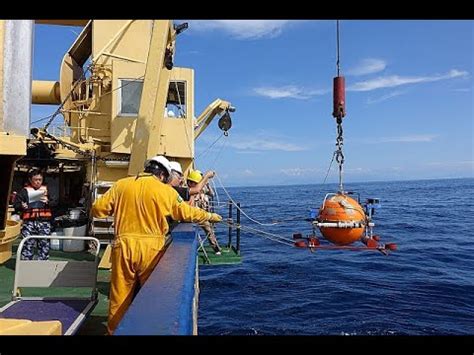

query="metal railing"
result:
[114,223,199,335]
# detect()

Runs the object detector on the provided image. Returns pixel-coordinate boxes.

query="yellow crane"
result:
[1,19,235,261]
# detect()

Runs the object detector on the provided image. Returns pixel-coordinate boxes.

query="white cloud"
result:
[253,69,469,100]
[348,69,469,92]
[367,134,439,143]
[243,169,254,176]
[252,68,468,100]
[189,20,292,39]
[224,131,307,152]
[367,90,406,104]
[228,137,306,152]
[425,160,474,168]
[345,167,373,174]
[253,85,329,100]
[280,167,320,176]
[254,86,307,99]
[347,58,387,76]
[235,150,262,155]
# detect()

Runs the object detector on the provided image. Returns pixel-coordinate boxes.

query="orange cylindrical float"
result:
[317,194,366,245]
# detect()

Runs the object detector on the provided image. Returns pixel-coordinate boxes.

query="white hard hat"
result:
[147,155,172,175]
[169,161,183,175]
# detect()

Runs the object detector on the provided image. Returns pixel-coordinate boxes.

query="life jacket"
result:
[21,185,52,221]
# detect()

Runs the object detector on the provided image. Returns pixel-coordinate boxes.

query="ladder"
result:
[90,180,115,269]
[91,180,115,241]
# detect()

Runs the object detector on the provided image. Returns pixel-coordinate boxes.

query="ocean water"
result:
[198,178,474,335]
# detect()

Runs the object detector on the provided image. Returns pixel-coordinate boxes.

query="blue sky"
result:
[32,20,473,187]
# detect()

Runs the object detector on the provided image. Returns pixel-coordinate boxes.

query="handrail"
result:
[114,223,199,335]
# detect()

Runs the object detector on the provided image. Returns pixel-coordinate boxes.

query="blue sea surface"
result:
[198,178,474,335]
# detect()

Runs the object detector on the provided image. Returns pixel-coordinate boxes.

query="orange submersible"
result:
[294,21,396,255]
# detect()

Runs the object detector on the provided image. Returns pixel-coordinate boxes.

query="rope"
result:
[322,151,336,185]
[208,137,228,171]
[207,201,228,207]
[217,219,390,253]
[210,177,220,208]
[214,174,279,226]
[174,81,194,162]
[322,123,344,188]
[195,133,224,159]
[221,220,294,247]
[336,20,341,76]
[208,202,311,222]
[43,63,93,131]
[270,216,310,223]
[241,225,294,247]
[31,113,56,126]
[98,75,145,99]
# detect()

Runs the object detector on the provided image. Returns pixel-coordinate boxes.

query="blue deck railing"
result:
[114,223,199,335]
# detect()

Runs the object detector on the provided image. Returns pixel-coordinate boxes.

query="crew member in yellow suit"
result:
[92,155,222,334]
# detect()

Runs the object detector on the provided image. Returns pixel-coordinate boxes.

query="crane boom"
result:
[128,20,175,175]
[194,99,234,140]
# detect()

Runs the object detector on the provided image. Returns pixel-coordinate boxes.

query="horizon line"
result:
[218,176,474,189]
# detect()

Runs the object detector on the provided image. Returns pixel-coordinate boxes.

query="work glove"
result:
[208,213,222,223]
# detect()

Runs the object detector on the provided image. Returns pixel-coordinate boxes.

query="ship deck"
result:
[0,233,241,335]
[0,241,110,335]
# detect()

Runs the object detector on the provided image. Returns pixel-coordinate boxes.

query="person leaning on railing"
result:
[187,170,222,255]
[91,155,222,335]
[167,161,216,202]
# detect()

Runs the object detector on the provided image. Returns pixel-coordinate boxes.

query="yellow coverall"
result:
[92,174,218,334]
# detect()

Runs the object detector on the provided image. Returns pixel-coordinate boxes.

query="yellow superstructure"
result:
[2,19,235,249]
[31,20,234,178]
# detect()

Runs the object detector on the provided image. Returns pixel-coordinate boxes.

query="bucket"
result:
[50,229,64,251]
[69,208,83,220]
[62,224,87,252]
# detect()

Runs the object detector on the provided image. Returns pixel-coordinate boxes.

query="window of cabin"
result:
[118,79,143,117]
[165,81,186,118]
